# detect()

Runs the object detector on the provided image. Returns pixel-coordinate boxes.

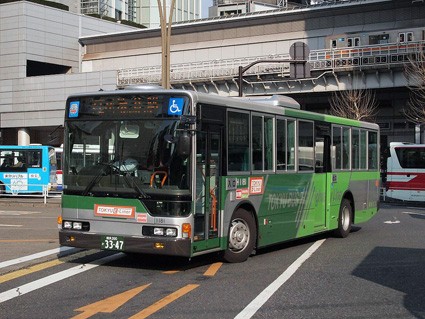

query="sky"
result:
[201,0,212,18]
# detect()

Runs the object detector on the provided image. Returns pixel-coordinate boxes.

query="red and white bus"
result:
[385,142,425,202]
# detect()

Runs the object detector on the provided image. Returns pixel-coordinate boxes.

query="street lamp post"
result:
[157,0,176,89]
[238,42,310,97]
[238,59,307,97]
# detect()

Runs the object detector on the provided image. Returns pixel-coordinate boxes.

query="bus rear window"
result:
[395,147,425,169]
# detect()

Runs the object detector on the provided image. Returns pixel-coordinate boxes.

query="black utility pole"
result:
[238,42,311,97]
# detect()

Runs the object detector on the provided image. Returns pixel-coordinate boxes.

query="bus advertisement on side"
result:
[58,88,380,262]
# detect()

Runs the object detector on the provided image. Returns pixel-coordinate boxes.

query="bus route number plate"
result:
[101,235,124,251]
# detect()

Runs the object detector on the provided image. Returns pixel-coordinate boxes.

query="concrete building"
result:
[135,0,201,28]
[1,0,424,147]
[209,0,280,17]
[72,0,425,145]
[0,0,139,145]
[69,0,201,29]
[79,0,135,21]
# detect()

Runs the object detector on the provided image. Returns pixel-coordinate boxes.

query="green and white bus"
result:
[59,87,380,262]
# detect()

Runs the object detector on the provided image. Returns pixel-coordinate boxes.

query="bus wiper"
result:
[82,162,119,196]
[122,174,150,199]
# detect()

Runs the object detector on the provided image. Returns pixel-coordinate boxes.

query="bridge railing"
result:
[117,54,291,86]
[117,41,425,86]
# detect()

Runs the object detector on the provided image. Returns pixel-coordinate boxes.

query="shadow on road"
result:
[352,246,425,319]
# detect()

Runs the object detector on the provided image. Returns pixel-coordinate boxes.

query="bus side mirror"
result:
[177,131,191,159]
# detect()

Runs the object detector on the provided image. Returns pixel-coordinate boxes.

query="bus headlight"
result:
[62,220,90,231]
[73,222,82,230]
[143,226,177,237]
[154,228,164,236]
[166,228,177,237]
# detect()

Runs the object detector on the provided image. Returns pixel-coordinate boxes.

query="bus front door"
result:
[194,130,221,252]
[313,136,329,230]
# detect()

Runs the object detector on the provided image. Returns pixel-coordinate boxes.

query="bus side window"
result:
[228,111,249,172]
[1,154,13,169]
[30,151,41,167]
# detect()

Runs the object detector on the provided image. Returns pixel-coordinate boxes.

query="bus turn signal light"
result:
[182,223,191,238]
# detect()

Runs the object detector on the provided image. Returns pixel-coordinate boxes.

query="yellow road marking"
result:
[128,284,199,319]
[71,284,151,319]
[203,262,223,277]
[0,259,63,284]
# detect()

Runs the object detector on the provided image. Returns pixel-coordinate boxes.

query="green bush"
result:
[0,0,69,11]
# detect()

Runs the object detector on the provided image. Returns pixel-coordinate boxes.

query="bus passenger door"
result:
[194,129,221,250]
[313,135,329,230]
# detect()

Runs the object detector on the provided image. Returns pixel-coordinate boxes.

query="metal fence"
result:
[0,183,61,204]
[117,41,425,87]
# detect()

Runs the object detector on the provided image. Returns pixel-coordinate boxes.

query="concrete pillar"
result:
[18,128,30,145]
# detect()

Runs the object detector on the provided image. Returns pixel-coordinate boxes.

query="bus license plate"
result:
[101,236,124,251]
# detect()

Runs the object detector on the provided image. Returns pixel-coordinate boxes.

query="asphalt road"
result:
[0,200,424,319]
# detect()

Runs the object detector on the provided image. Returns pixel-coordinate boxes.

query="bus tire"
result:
[334,198,352,238]
[223,208,256,263]
[0,183,5,196]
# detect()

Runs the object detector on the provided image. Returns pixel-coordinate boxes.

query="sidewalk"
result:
[0,195,61,208]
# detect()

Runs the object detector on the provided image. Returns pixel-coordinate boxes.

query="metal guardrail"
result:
[0,184,62,204]
[117,41,425,87]
[117,54,291,86]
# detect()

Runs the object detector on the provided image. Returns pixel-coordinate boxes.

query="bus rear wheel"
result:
[223,208,256,263]
[334,198,352,238]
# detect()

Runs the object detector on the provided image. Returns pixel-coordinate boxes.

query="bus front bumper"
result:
[59,230,192,257]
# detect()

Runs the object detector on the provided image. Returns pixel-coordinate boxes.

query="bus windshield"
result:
[64,118,190,200]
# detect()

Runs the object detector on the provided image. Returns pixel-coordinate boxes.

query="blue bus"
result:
[0,145,58,194]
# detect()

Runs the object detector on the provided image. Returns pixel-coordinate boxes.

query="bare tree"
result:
[403,50,425,124]
[329,84,378,122]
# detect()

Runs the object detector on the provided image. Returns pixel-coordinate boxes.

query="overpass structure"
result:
[116,40,424,96]
[1,0,424,146]
[78,0,425,143]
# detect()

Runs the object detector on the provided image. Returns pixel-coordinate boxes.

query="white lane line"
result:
[234,239,326,319]
[0,211,42,215]
[0,253,124,303]
[0,247,76,269]
[0,224,22,227]
[402,211,425,217]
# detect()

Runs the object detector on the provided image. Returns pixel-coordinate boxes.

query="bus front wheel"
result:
[334,198,352,238]
[223,208,256,263]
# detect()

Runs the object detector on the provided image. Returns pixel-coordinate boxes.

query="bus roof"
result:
[66,87,379,131]
[390,142,425,148]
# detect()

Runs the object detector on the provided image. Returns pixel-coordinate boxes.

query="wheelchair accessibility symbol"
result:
[168,97,184,115]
